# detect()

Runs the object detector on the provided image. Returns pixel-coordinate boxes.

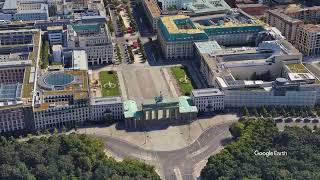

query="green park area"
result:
[171,66,194,96]
[99,71,121,97]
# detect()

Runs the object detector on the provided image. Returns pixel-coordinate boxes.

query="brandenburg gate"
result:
[124,95,198,129]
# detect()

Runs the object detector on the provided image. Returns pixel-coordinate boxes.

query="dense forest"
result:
[201,118,320,180]
[0,133,160,180]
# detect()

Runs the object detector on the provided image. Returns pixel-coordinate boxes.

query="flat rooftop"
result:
[185,0,231,14]
[143,0,160,18]
[0,83,22,101]
[91,97,122,105]
[192,88,224,97]
[3,0,17,10]
[300,24,320,33]
[194,41,222,54]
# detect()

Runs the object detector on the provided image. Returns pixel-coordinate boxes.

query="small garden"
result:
[171,66,194,96]
[99,71,121,97]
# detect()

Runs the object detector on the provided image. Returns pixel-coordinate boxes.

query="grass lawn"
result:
[287,63,308,73]
[22,67,33,98]
[171,66,194,96]
[99,71,121,97]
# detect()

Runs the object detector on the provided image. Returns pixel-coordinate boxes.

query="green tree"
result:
[271,108,277,118]
[0,134,161,180]
[242,106,249,117]
[252,108,259,117]
[280,107,287,117]
[40,40,49,69]
[49,5,57,17]
[289,108,296,117]
[229,122,245,139]
[201,118,320,179]
[260,107,268,117]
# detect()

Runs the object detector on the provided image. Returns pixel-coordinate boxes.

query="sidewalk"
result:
[162,67,178,97]
[117,71,128,100]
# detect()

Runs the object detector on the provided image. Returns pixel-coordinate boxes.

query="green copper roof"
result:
[158,16,265,42]
[158,18,209,42]
[123,100,141,119]
[179,96,198,113]
[72,24,101,33]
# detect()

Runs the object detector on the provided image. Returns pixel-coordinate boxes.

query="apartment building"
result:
[266,10,303,43]
[266,6,320,55]
[67,23,113,65]
[295,24,320,56]
[191,89,225,112]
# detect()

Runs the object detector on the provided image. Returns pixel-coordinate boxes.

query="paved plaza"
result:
[121,67,174,102]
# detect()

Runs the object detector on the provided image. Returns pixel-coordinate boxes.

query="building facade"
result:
[266,10,303,43]
[191,89,225,112]
[295,24,320,56]
[90,97,124,121]
[33,104,91,130]
[157,11,265,60]
[0,106,32,133]
[48,26,63,45]
[67,23,113,65]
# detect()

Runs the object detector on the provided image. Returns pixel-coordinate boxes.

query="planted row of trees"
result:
[137,38,146,62]
[242,106,320,118]
[40,40,49,69]
[0,133,160,180]
[201,118,320,179]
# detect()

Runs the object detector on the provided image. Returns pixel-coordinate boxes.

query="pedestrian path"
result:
[117,71,128,100]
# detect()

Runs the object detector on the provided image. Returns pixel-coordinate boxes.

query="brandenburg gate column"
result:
[155,109,159,120]
[169,109,174,120]
[143,110,147,121]
[148,110,152,120]
[163,109,167,119]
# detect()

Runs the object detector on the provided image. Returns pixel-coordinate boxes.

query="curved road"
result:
[93,123,233,180]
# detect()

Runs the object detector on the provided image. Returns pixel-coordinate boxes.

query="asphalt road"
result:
[93,123,233,180]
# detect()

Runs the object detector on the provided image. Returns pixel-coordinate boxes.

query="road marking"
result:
[174,167,183,180]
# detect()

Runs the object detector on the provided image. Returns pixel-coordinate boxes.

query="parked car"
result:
[275,118,283,123]
[312,119,319,123]
[285,118,293,123]
[304,118,311,123]
[295,118,302,123]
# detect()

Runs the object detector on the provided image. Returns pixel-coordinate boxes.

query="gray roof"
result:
[3,0,17,10]
[192,88,224,97]
[0,83,22,101]
[91,97,122,105]
[195,41,222,54]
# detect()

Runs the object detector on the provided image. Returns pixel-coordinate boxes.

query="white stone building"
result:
[191,88,225,112]
[90,97,124,121]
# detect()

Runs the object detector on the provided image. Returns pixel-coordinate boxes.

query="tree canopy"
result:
[201,118,320,180]
[0,134,160,180]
